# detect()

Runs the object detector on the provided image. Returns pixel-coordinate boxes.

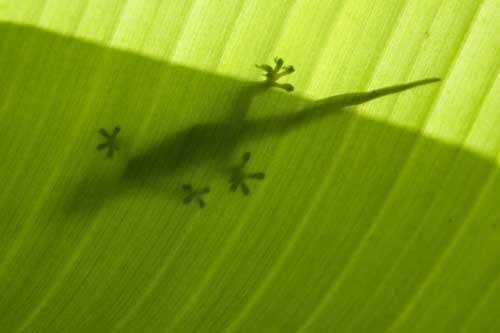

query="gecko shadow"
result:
[68,77,439,215]
[0,22,442,218]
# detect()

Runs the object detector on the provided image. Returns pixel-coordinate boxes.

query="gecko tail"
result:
[370,77,441,98]
[315,77,441,109]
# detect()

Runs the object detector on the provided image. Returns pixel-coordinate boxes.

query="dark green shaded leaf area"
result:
[1,24,500,333]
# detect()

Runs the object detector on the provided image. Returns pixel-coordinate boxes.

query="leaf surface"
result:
[0,0,499,332]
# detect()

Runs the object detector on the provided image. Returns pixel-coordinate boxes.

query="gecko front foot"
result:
[97,126,121,158]
[182,184,210,208]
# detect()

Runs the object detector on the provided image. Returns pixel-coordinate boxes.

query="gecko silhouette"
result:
[68,63,440,214]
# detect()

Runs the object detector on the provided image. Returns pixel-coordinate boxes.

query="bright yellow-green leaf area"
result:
[0,0,499,332]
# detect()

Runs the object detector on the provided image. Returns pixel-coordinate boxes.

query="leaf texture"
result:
[0,0,499,332]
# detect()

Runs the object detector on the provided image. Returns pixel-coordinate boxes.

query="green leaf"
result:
[0,1,499,332]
